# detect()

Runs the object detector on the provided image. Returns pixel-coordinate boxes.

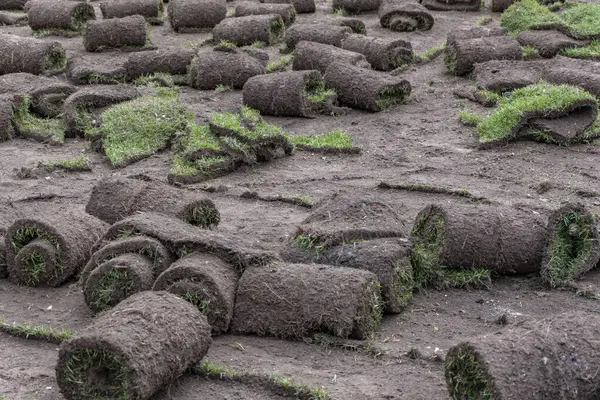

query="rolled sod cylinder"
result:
[419,0,480,11]
[67,54,127,85]
[4,206,108,287]
[260,0,315,13]
[341,34,413,71]
[545,67,600,98]
[100,0,164,25]
[212,14,285,46]
[123,47,195,81]
[335,17,366,34]
[153,252,238,334]
[231,263,383,339]
[541,203,600,288]
[27,1,95,33]
[83,15,150,52]
[517,30,588,58]
[0,11,28,26]
[445,35,523,76]
[285,23,352,50]
[378,0,434,32]
[0,0,26,10]
[0,93,20,141]
[333,0,382,13]
[293,40,371,74]
[235,2,295,26]
[324,61,411,112]
[168,0,226,32]
[474,59,544,93]
[446,26,507,46]
[188,49,265,89]
[444,311,600,400]
[0,33,66,75]
[56,291,212,400]
[86,176,221,227]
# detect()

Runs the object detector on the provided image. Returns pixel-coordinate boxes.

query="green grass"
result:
[218,40,236,48]
[309,332,385,358]
[410,212,446,289]
[331,7,345,16]
[170,154,233,177]
[33,29,81,38]
[44,45,67,71]
[20,250,46,286]
[522,45,538,58]
[89,269,137,312]
[445,344,494,400]
[290,129,354,150]
[392,264,414,307]
[415,41,446,62]
[444,48,457,73]
[179,124,223,154]
[40,155,90,171]
[215,84,232,93]
[440,268,492,290]
[210,107,290,141]
[186,205,221,229]
[0,318,73,344]
[305,77,336,103]
[269,18,285,43]
[458,109,484,126]
[376,86,410,109]
[251,40,266,48]
[266,55,294,73]
[177,292,211,315]
[294,234,325,252]
[14,95,65,144]
[561,39,600,59]
[475,16,492,26]
[559,4,600,37]
[133,72,175,88]
[10,227,56,251]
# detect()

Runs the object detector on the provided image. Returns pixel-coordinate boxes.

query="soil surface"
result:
[2,1,600,400]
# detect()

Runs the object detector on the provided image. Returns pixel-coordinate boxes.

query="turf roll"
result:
[333,0,382,13]
[517,30,588,58]
[153,252,238,334]
[0,0,26,10]
[474,59,544,92]
[0,10,27,26]
[212,14,285,46]
[123,47,195,81]
[5,205,108,287]
[235,2,296,26]
[541,203,600,288]
[292,40,371,74]
[419,0,480,11]
[446,26,507,46]
[324,61,411,112]
[231,263,383,339]
[0,93,20,141]
[56,291,212,400]
[0,33,66,75]
[86,176,220,228]
[545,64,600,98]
[445,311,600,400]
[168,0,226,32]
[445,35,522,76]
[27,0,95,33]
[100,0,164,25]
[335,17,366,34]
[260,0,315,13]
[188,48,264,90]
[285,23,352,50]
[378,0,434,32]
[67,54,127,84]
[341,34,413,71]
[84,15,150,52]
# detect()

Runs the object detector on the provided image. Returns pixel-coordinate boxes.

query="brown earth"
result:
[2,1,600,399]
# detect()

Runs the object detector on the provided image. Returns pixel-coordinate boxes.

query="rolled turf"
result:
[0,0,26,10]
[292,40,371,74]
[4,205,108,287]
[56,291,212,400]
[378,0,434,32]
[446,26,507,46]
[333,0,382,13]
[86,176,220,228]
[153,252,238,334]
[474,59,544,93]
[0,33,66,75]
[419,0,480,11]
[235,2,296,26]
[188,48,264,90]
[0,93,18,141]
[231,263,383,339]
[445,310,600,400]
[260,0,315,13]
[341,34,413,71]
[27,1,95,33]
[0,11,27,26]
[100,0,164,25]
[517,30,589,58]
[168,0,226,32]
[83,15,150,52]
[67,54,127,85]
[123,47,195,81]
[324,60,411,112]
[445,35,523,76]
[285,23,352,49]
[212,14,285,46]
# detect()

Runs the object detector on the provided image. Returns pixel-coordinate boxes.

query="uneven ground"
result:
[2,1,600,399]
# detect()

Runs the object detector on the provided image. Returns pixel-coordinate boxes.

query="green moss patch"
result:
[445,344,494,400]
[14,95,65,144]
[90,269,137,312]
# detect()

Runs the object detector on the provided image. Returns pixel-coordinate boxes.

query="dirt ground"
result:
[2,1,600,399]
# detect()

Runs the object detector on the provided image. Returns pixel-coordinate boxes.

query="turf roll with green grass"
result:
[27,1,95,34]
[123,47,195,81]
[260,0,315,13]
[56,291,212,400]
[324,60,411,112]
[333,0,381,14]
[153,252,238,334]
[235,2,296,26]
[419,0,480,11]
[474,59,544,93]
[83,15,152,52]
[232,263,383,339]
[517,30,589,58]
[168,0,226,32]
[100,0,164,25]
[13,94,65,144]
[66,54,127,85]
[5,205,108,286]
[445,35,522,76]
[378,0,434,32]
[285,23,352,50]
[341,34,413,71]
[0,33,65,75]
[293,40,371,74]
[188,48,265,89]
[212,14,285,46]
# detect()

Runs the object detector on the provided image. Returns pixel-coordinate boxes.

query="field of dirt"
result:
[2,0,600,399]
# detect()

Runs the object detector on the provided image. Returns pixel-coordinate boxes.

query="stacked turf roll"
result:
[84,15,151,52]
[168,0,226,32]
[0,33,66,75]
[27,1,95,34]
[212,14,285,46]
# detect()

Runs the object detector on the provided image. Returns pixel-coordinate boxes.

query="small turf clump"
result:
[377,86,410,109]
[40,155,90,171]
[415,41,446,63]
[458,109,483,126]
[521,45,538,58]
[294,234,326,252]
[445,344,494,400]
[90,269,137,312]
[290,129,356,152]
[0,318,73,344]
[561,39,600,59]
[133,72,176,88]
[215,84,232,93]
[187,205,221,229]
[265,55,294,73]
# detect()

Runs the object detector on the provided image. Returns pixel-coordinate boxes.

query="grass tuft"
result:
[266,55,294,73]
[14,95,65,144]
[294,234,325,252]
[89,269,137,312]
[133,72,175,88]
[376,86,410,109]
[561,39,600,59]
[521,45,538,58]
[251,40,266,48]
[414,41,446,63]
[20,250,46,286]
[215,84,232,93]
[187,205,221,229]
[458,109,483,126]
[0,317,73,344]
[475,16,492,26]
[177,292,211,315]
[39,155,90,171]
[331,7,345,16]
[290,129,354,150]
[445,344,493,400]
[309,332,385,358]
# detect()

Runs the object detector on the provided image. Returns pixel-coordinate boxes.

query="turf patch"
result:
[445,344,494,400]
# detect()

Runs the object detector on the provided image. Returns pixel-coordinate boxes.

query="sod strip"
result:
[0,0,26,10]
[0,93,19,142]
[5,206,108,287]
[123,47,195,81]
[517,30,588,59]
[474,59,544,93]
[212,14,285,46]
[445,35,522,76]
[445,310,600,400]
[333,0,381,14]
[56,291,212,400]
[67,54,127,85]
[410,203,546,290]
[446,26,507,46]
[168,0,226,32]
[231,263,383,339]
[545,65,600,98]
[293,40,371,74]
[378,0,434,32]
[324,60,411,112]
[0,318,73,344]
[285,23,352,50]
[13,95,65,144]
[153,252,238,334]
[83,15,151,52]
[100,0,164,25]
[27,1,95,34]
[341,34,412,71]
[0,33,65,75]
[188,49,264,90]
[491,0,511,12]
[290,129,360,154]
[419,0,480,12]
[316,238,413,313]
[541,203,600,288]
[260,0,315,13]
[235,2,296,26]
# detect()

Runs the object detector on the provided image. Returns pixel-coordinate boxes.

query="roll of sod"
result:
[235,2,296,26]
[541,203,600,288]
[419,0,480,11]
[100,0,164,25]
[86,176,220,228]
[84,15,149,52]
[474,59,544,92]
[285,23,352,50]
[0,0,26,10]
[492,0,512,12]
[341,34,412,71]
[335,17,366,34]
[67,54,127,85]
[446,26,507,46]
[260,0,315,13]
[188,49,264,90]
[0,33,65,75]
[168,0,226,32]
[0,11,27,26]
[212,14,285,46]
[333,0,382,13]
[445,35,522,76]
[56,291,212,400]
[378,0,434,32]
[242,70,335,117]
[324,61,411,112]
[5,206,108,287]
[27,1,95,33]
[231,263,383,339]
[293,40,371,74]
[545,67,600,98]
[317,238,412,313]
[153,252,238,334]
[517,30,588,58]
[123,47,195,81]
[410,203,547,289]
[445,311,600,400]
[0,93,20,141]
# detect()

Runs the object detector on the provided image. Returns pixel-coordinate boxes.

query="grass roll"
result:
[285,23,352,49]
[341,34,412,71]
[168,0,226,32]
[260,0,315,13]
[378,0,434,32]
[27,0,95,34]
[445,35,522,76]
[419,0,480,11]
[293,40,371,74]
[188,48,264,89]
[235,2,296,26]
[333,0,382,14]
[100,0,164,25]
[123,47,195,81]
[212,14,285,46]
[0,33,65,75]
[84,15,151,52]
